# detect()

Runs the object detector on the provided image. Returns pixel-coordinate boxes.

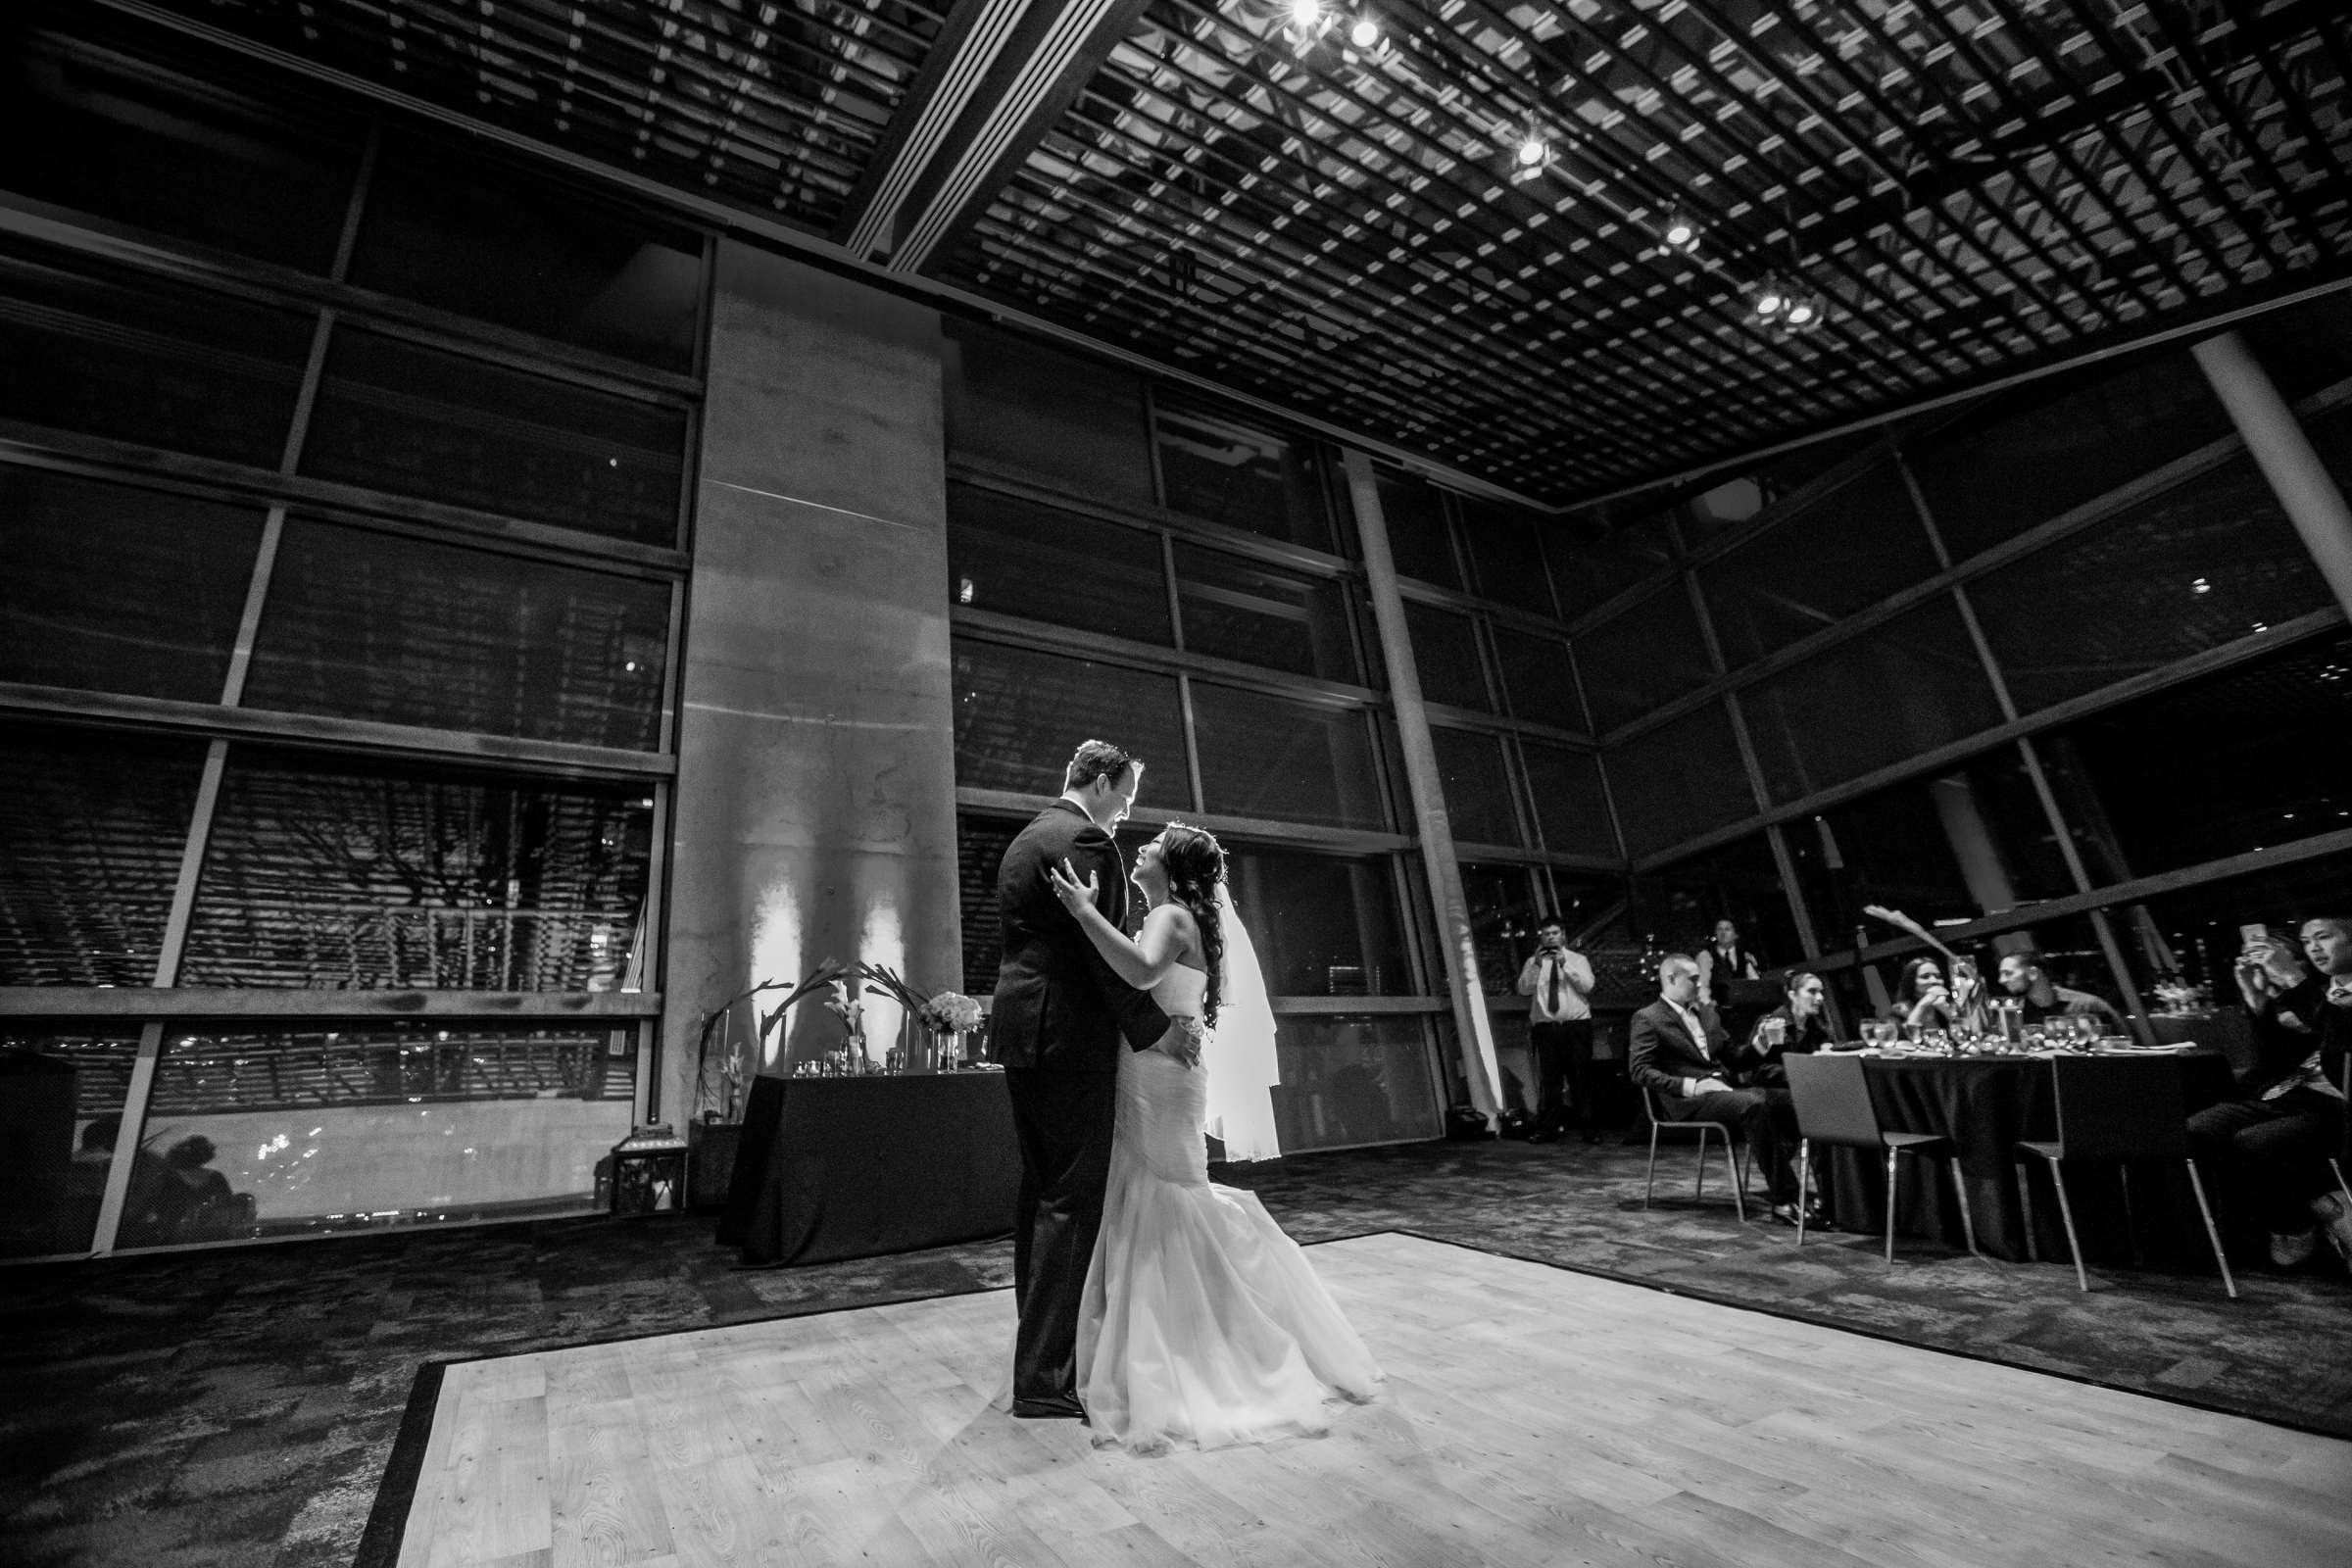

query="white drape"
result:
[1203,883,1282,1161]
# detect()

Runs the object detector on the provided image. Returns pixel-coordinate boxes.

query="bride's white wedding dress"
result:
[1075,962,1382,1452]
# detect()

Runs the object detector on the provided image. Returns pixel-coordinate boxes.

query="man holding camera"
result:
[1516,917,1599,1145]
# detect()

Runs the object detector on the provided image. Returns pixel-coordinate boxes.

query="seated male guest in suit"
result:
[1630,954,1804,1223]
[2198,915,2352,1266]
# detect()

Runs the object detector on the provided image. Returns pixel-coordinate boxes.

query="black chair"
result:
[1642,1085,1750,1220]
[2013,1055,2235,1298]
[2329,1053,2351,1215]
[1784,1053,1975,1262]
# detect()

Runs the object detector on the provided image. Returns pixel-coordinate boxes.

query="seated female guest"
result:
[1885,956,1987,1034]
[1740,971,1833,1086]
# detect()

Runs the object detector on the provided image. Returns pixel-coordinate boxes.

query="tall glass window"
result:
[1968,457,2334,714]
[178,752,653,992]
[1902,349,2231,562]
[1,469,264,704]
[301,328,688,543]
[1456,499,1559,618]
[350,132,704,370]
[1375,468,1460,587]
[243,521,671,749]
[1429,728,1521,848]
[0,235,313,467]
[1152,395,1337,552]
[1404,602,1492,711]
[948,485,1172,646]
[1191,685,1386,830]
[1741,598,2003,804]
[0,724,207,987]
[1699,460,1939,668]
[1226,846,1410,996]
[952,642,1189,799]
[1573,584,1713,734]
[1173,544,1362,682]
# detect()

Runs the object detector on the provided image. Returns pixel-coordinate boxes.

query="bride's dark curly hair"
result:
[1156,821,1227,1028]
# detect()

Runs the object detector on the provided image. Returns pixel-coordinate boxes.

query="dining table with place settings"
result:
[1813,1043,2238,1264]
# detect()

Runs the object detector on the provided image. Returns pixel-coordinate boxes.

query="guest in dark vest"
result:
[1692,918,1761,1008]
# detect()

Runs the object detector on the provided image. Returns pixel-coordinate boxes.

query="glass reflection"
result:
[179,752,652,991]
[1270,1015,1439,1152]
[1174,543,1362,682]
[111,1024,638,1248]
[1227,846,1409,996]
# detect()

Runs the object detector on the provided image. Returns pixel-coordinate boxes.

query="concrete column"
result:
[663,244,961,1116]
[2193,330,2352,622]
[1928,774,2019,916]
[1338,451,1505,1124]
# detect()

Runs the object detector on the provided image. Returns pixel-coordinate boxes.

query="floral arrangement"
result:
[820,972,868,1068]
[920,989,985,1035]
[693,956,852,1117]
[866,965,982,1043]
[2153,977,2209,1015]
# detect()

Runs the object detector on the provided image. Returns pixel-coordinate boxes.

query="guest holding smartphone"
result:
[2191,917,2352,1266]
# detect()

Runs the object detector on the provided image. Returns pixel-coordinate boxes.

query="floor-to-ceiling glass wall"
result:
[0,9,702,1257]
[943,319,1446,1152]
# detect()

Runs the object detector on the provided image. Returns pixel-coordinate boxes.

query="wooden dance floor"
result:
[391,1233,2352,1567]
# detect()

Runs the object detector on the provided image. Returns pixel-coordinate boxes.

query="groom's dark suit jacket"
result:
[1627,997,1740,1114]
[988,800,1168,1071]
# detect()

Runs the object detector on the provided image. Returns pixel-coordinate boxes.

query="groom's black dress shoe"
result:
[1011,1395,1087,1421]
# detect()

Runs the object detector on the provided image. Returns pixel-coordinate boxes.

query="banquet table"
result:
[1819,1050,2235,1264]
[717,1069,1019,1267]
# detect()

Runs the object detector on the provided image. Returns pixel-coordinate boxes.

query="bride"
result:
[1045,821,1382,1453]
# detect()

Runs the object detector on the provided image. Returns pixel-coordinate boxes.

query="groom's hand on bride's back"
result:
[1160,1025,1201,1068]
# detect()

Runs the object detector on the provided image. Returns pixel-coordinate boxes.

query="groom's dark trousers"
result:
[990,800,1168,1404]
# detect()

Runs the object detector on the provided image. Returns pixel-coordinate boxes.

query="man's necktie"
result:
[1546,958,1562,1013]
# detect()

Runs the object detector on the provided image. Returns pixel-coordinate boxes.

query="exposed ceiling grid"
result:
[125,0,2352,507]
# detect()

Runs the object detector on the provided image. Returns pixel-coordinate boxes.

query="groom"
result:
[989,739,1181,1418]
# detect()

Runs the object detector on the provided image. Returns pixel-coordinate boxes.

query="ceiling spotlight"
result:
[1289,0,1321,25]
[1751,280,1788,318]
[1515,132,1548,170]
[1348,13,1380,48]
[1661,209,1700,253]
[1785,295,1817,326]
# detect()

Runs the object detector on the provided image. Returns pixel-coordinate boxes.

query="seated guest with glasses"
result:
[1631,954,1804,1224]
[1996,950,2124,1033]
[1740,971,1834,1087]
[2202,916,2352,1265]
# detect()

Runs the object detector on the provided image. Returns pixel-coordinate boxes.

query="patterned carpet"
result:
[2,1137,2347,1568]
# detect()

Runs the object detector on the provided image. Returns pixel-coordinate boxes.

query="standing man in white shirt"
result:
[1516,917,1599,1145]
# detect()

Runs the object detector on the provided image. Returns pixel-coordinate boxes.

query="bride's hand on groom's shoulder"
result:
[1046,857,1100,914]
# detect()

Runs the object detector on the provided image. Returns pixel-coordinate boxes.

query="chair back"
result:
[1784,1053,1882,1150]
[2047,1055,2187,1161]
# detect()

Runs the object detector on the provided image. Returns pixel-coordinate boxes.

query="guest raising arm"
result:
[1740,971,1833,1087]
[2200,916,2352,1264]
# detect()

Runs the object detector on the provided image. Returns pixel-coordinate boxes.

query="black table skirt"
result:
[718,1071,1020,1267]
[1819,1053,2234,1264]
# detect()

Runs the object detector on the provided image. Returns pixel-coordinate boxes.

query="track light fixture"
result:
[1661,208,1701,254]
[1784,291,1826,330]
[1750,278,1788,318]
[1506,121,1551,182]
[1348,13,1380,48]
